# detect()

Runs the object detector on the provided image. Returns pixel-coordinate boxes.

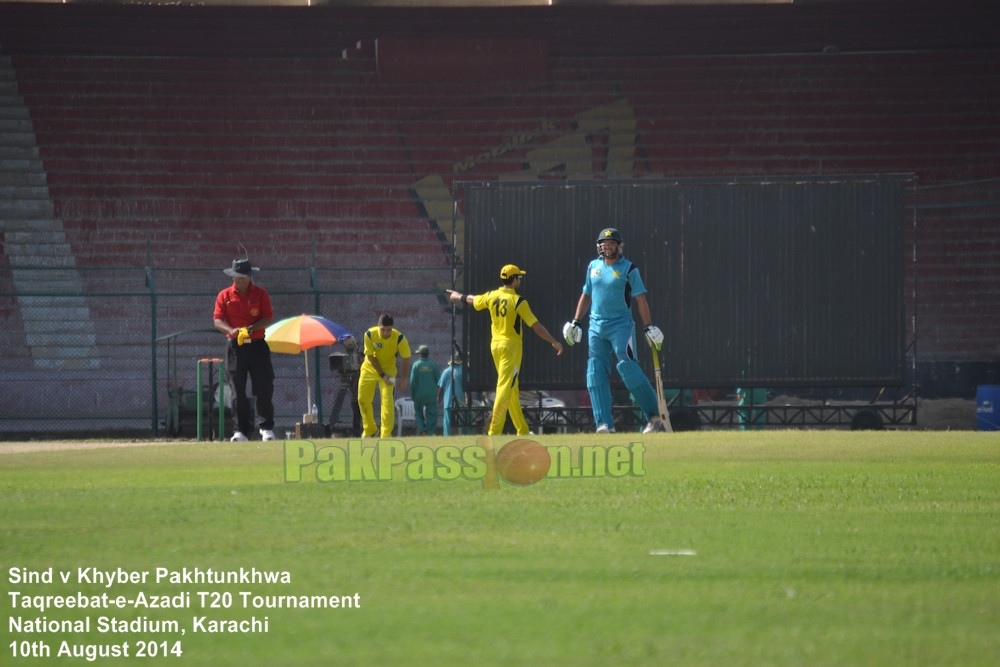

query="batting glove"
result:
[237,327,252,346]
[644,324,663,350]
[562,320,583,346]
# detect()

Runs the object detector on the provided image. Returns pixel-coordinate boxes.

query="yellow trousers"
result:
[488,341,528,436]
[357,367,396,438]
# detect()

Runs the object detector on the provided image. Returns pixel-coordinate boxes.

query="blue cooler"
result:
[976,385,1000,431]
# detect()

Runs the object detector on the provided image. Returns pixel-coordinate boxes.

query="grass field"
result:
[2,431,998,666]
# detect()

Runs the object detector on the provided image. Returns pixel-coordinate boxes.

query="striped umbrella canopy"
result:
[265,315,354,413]
[265,314,353,354]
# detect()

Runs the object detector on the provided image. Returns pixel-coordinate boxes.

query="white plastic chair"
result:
[395,397,416,436]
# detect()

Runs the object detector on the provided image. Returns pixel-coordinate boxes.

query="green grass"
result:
[2,431,998,666]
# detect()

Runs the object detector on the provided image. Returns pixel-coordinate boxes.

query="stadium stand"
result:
[0,1,997,434]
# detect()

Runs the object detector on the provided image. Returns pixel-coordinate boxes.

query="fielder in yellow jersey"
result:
[447,264,563,435]
[358,313,412,438]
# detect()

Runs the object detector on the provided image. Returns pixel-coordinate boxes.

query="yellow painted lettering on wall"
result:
[412,98,639,265]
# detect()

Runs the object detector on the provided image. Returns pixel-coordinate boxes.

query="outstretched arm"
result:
[446,290,472,307]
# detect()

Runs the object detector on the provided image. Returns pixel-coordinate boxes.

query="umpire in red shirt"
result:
[213,258,276,441]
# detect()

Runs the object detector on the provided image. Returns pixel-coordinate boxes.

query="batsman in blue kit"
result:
[563,228,666,434]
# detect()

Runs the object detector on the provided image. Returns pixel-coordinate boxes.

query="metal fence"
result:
[460,176,913,390]
[0,263,457,439]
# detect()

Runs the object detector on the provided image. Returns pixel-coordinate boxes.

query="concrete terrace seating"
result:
[12,54,443,270]
[9,43,1000,355]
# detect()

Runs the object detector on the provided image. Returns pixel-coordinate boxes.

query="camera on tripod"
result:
[328,336,361,374]
[328,336,361,437]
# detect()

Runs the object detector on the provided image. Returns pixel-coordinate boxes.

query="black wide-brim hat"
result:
[224,259,260,277]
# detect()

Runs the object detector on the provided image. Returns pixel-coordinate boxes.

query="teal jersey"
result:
[582,256,646,321]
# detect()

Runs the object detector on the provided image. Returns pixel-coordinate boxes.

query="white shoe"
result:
[230,431,248,442]
[595,424,615,434]
[259,429,276,441]
[642,419,664,434]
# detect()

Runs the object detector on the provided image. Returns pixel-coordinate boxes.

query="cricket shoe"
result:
[642,418,665,434]
[230,431,249,442]
[595,424,616,434]
[259,429,276,441]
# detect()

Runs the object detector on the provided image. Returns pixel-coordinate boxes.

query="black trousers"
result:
[225,338,275,434]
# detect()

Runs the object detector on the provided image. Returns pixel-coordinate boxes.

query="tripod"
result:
[328,370,361,436]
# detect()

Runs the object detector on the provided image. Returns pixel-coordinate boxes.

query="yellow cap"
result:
[500,264,527,280]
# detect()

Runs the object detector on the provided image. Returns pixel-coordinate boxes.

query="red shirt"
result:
[214,283,273,340]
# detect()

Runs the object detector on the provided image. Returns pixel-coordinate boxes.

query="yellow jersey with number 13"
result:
[472,286,538,345]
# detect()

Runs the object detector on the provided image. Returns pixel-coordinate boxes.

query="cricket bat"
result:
[649,340,673,433]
